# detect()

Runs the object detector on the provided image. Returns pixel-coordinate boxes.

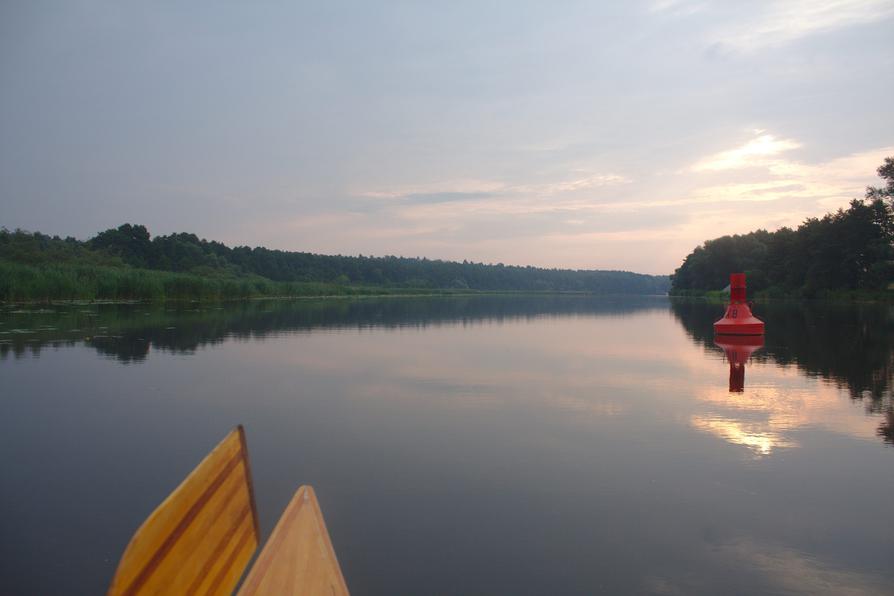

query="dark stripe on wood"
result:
[183,490,251,595]
[237,425,261,540]
[206,521,255,596]
[121,454,242,595]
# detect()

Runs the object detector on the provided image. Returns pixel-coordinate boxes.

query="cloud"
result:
[650,1,894,51]
[648,0,707,15]
[516,173,631,195]
[357,172,629,205]
[692,132,801,172]
[350,172,631,221]
[714,0,894,50]
[401,191,495,204]
[355,180,506,200]
[691,143,894,210]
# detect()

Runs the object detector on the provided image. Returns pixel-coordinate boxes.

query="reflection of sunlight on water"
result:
[690,363,881,456]
[644,537,890,596]
[690,414,797,456]
[723,538,891,596]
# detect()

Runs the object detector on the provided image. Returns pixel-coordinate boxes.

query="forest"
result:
[670,157,894,298]
[0,224,668,302]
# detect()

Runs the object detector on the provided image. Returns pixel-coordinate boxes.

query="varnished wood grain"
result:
[107,426,260,596]
[237,486,350,596]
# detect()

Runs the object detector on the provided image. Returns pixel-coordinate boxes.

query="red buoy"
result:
[713,273,765,336]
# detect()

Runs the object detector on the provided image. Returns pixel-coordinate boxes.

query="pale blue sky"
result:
[2,1,892,273]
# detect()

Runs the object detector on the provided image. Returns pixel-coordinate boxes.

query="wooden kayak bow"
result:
[107,426,349,596]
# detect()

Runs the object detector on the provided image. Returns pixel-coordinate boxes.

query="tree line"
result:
[670,157,894,297]
[0,223,669,301]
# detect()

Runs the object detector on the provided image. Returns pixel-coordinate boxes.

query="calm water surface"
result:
[1,295,892,595]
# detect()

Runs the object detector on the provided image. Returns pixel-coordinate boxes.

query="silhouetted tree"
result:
[89,224,153,267]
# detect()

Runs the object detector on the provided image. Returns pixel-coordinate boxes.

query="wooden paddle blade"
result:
[237,486,349,596]
[108,426,260,596]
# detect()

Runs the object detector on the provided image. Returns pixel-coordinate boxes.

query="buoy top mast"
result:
[730,272,747,303]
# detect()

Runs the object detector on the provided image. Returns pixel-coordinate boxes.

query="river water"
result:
[1,295,892,595]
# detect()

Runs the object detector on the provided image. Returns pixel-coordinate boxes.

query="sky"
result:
[1,1,892,275]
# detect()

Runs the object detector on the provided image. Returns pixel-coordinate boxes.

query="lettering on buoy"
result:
[713,273,765,336]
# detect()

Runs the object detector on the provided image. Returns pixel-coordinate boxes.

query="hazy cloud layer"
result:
[1,1,892,273]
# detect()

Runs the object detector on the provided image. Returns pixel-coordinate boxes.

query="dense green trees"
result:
[671,157,894,297]
[0,225,668,301]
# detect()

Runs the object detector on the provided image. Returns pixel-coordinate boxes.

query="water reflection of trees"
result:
[879,411,894,444]
[1,295,667,364]
[671,298,894,446]
[7,296,891,447]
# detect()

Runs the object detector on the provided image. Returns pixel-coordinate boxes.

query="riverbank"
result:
[0,260,463,303]
[0,259,674,304]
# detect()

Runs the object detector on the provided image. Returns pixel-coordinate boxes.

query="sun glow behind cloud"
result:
[691,133,801,172]
[295,135,891,273]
